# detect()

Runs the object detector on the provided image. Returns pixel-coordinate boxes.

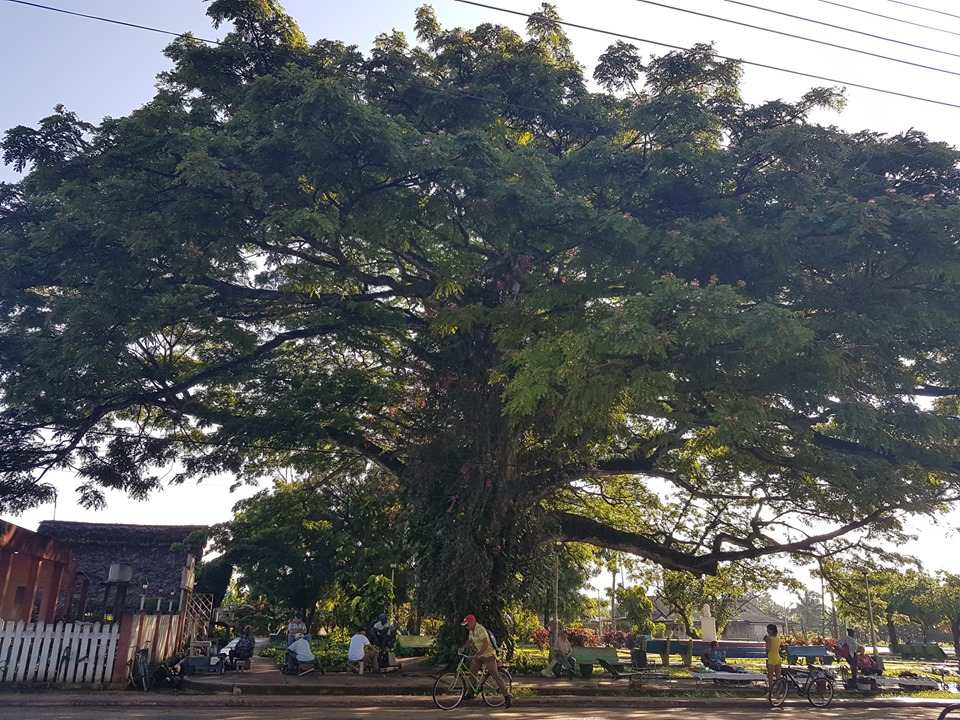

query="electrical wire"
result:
[887,0,960,23]
[626,0,960,77]
[454,0,960,109]
[4,0,960,110]
[813,0,960,39]
[1,0,223,45]
[723,0,960,59]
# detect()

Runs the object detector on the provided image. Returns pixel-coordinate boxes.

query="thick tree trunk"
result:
[885,610,900,653]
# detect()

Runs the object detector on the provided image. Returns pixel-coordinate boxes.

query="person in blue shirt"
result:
[701,640,739,673]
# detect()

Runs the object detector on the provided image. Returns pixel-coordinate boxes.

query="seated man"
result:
[549,623,578,678]
[233,626,255,664]
[840,628,865,686]
[370,613,397,669]
[286,632,315,674]
[348,628,380,673]
[701,640,740,673]
[220,626,256,669]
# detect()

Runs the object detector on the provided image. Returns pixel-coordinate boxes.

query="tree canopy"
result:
[3,1,960,632]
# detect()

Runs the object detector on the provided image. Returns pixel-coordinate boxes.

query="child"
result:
[764,623,783,686]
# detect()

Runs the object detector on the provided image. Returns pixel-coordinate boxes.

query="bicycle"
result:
[768,664,834,708]
[940,707,960,720]
[129,645,152,692]
[433,652,513,710]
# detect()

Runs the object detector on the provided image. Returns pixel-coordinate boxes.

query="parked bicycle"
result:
[768,664,834,708]
[129,644,152,692]
[940,707,960,720]
[433,652,513,710]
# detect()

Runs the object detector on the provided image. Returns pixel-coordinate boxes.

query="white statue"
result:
[700,603,717,642]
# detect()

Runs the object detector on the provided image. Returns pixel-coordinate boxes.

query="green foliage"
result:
[350,574,394,628]
[212,482,338,625]
[615,585,654,635]
[507,605,545,645]
[4,0,960,650]
[195,555,234,608]
[660,562,780,637]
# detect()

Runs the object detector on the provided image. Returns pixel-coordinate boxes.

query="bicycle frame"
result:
[453,653,491,691]
[781,665,829,693]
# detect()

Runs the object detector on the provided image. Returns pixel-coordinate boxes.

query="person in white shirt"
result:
[348,629,379,672]
[286,632,315,673]
[841,628,864,685]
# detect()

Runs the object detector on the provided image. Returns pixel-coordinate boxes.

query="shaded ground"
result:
[7,703,952,720]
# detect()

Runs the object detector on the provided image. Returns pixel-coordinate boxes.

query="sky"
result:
[2,0,960,595]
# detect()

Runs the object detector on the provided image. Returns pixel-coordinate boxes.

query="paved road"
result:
[7,705,951,720]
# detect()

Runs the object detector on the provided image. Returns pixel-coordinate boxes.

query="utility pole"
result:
[389,562,398,623]
[553,544,560,648]
[610,557,617,631]
[830,590,840,639]
[865,572,879,657]
[821,576,826,638]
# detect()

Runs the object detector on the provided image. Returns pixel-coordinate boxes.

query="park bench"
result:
[869,674,943,691]
[571,646,629,678]
[643,638,765,667]
[787,645,834,665]
[901,643,948,661]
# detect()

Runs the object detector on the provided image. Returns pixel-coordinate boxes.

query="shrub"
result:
[531,626,550,650]
[567,626,600,647]
[508,606,543,645]
[601,629,629,648]
[510,647,549,675]
[420,616,444,637]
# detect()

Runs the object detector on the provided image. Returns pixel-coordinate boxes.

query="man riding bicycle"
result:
[459,614,513,708]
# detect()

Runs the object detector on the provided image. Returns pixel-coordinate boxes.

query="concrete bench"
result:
[571,646,626,678]
[787,645,834,665]
[643,638,765,666]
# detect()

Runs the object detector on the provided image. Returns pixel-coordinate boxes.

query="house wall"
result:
[0,521,78,623]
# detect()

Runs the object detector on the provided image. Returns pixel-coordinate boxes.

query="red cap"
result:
[461,614,477,625]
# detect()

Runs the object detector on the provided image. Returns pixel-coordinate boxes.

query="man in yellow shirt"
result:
[460,614,512,708]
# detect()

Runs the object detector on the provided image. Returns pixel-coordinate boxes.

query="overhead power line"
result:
[4,0,960,111]
[454,0,960,109]
[1,0,223,44]
[813,0,960,39]
[627,0,960,78]
[887,0,960,22]
[723,0,960,59]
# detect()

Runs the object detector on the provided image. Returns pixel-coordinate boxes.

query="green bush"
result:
[510,647,549,675]
[420,616,443,637]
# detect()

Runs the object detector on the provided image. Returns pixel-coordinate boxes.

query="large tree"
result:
[3,1,960,636]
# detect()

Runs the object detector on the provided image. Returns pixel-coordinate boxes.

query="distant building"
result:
[652,595,784,641]
[36,521,206,616]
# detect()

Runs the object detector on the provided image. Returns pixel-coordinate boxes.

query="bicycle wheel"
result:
[433,672,466,710]
[807,674,834,707]
[768,677,788,707]
[481,668,513,708]
[137,654,152,692]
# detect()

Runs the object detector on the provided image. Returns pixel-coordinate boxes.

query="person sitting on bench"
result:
[286,632,315,673]
[222,625,255,669]
[701,641,740,673]
[348,628,380,673]
[549,622,578,677]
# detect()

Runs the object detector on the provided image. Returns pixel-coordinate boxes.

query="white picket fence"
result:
[0,620,119,685]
